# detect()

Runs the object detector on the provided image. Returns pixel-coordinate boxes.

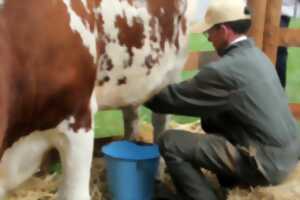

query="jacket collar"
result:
[229,35,248,46]
[218,38,255,56]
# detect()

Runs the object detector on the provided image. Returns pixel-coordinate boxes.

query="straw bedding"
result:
[5,121,300,200]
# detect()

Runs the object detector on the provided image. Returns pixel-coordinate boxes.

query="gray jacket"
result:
[145,39,300,184]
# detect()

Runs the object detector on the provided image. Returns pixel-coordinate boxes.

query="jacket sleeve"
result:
[144,66,232,117]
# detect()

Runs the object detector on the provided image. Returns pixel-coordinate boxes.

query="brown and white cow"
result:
[0,0,203,199]
[94,0,203,141]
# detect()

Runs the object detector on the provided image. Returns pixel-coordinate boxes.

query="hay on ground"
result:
[6,121,300,199]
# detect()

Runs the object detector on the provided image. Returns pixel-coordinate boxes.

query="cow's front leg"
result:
[56,96,97,200]
[121,105,139,139]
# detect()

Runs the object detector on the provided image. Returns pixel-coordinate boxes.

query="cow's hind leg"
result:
[122,105,139,139]
[122,106,171,143]
[55,119,94,200]
[55,96,96,200]
[0,130,54,198]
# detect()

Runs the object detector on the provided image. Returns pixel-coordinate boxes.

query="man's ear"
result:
[220,24,229,38]
[221,24,236,39]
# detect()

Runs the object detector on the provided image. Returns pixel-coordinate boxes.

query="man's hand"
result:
[130,122,154,144]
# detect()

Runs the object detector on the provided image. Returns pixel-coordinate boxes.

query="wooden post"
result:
[263,0,282,64]
[247,0,268,49]
[289,103,300,120]
[279,28,300,47]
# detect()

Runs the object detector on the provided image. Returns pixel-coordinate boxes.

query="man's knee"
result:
[158,129,203,163]
[157,129,180,156]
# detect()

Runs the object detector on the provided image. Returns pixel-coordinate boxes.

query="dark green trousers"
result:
[158,125,270,200]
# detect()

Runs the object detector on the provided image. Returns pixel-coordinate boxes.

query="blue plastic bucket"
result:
[102,141,160,200]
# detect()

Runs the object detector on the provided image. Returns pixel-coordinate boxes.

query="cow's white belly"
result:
[96,43,188,109]
[94,0,193,110]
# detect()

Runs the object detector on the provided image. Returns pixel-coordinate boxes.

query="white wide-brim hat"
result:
[191,0,251,33]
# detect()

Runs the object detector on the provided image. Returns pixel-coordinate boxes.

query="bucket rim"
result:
[104,154,160,161]
[101,140,160,160]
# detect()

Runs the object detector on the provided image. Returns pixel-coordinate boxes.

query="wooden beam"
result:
[279,28,300,47]
[247,0,268,49]
[263,0,282,64]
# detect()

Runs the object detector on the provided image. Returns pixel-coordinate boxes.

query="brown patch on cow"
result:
[149,18,158,43]
[97,80,105,86]
[174,17,187,51]
[127,0,134,6]
[94,0,102,6]
[148,0,186,51]
[144,48,160,75]
[97,40,106,62]
[88,0,102,11]
[96,17,110,72]
[70,104,92,132]
[106,57,114,71]
[115,14,145,67]
[98,54,114,72]
[71,0,98,31]
[181,17,187,34]
[147,0,183,51]
[145,55,158,71]
[0,58,9,154]
[1,0,97,148]
[117,76,127,85]
[175,17,187,51]
[97,75,110,86]
[95,14,115,73]
[103,76,110,82]
[96,11,105,37]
